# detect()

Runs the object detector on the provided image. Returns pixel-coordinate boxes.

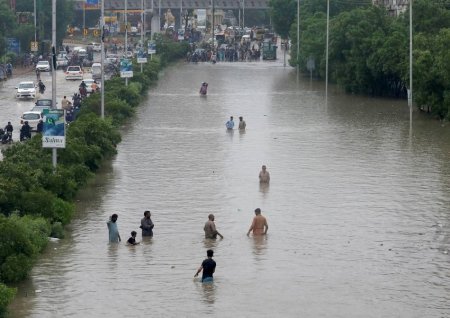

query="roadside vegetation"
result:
[0,38,188,317]
[270,0,450,119]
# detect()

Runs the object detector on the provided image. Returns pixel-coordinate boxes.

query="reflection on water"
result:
[9,61,450,318]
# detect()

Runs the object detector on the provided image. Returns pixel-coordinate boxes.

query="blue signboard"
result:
[6,38,20,55]
[86,0,98,4]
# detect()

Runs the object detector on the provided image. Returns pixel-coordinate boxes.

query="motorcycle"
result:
[199,82,208,96]
[0,129,12,144]
[38,83,45,94]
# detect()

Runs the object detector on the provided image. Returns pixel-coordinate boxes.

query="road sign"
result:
[93,29,100,37]
[83,28,88,36]
[31,41,38,52]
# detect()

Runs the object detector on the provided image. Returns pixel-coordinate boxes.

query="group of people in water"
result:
[225,116,246,130]
[106,164,270,283]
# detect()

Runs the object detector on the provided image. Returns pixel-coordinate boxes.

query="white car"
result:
[36,60,51,72]
[65,65,83,80]
[90,42,101,52]
[20,111,43,131]
[82,79,101,94]
[16,81,36,99]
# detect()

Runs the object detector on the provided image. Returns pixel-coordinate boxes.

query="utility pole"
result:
[297,0,299,74]
[125,0,128,86]
[325,0,329,97]
[211,0,215,50]
[141,0,144,73]
[101,0,105,119]
[52,0,57,168]
[34,0,37,44]
[409,0,413,124]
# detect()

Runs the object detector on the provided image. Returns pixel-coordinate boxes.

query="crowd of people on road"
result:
[106,158,271,283]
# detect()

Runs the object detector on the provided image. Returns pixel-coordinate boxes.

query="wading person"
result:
[247,208,268,236]
[238,116,246,130]
[141,210,154,237]
[204,214,223,239]
[107,214,121,243]
[127,231,139,245]
[194,249,216,283]
[225,116,234,130]
[259,165,270,183]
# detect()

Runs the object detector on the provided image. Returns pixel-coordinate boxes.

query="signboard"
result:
[84,0,99,10]
[83,28,89,36]
[93,29,100,37]
[197,9,206,29]
[6,38,20,55]
[147,40,156,54]
[120,58,133,78]
[30,41,38,52]
[42,109,66,148]
[137,49,147,63]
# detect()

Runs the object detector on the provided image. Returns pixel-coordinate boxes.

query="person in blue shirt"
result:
[107,214,121,243]
[194,249,216,283]
[225,116,234,130]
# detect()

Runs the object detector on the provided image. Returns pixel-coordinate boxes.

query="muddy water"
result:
[9,59,450,318]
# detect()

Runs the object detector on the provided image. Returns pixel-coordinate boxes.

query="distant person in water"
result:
[194,249,216,283]
[141,210,154,237]
[259,165,270,183]
[204,214,223,239]
[247,208,268,236]
[199,82,208,95]
[127,231,139,245]
[238,116,246,130]
[226,116,234,130]
[107,214,121,243]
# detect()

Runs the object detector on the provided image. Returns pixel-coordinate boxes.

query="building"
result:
[372,0,409,16]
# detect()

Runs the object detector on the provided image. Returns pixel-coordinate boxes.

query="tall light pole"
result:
[125,0,128,86]
[242,0,245,28]
[296,0,299,74]
[34,0,37,44]
[52,0,57,168]
[101,0,105,119]
[141,0,144,73]
[325,0,329,97]
[211,0,215,50]
[409,0,413,124]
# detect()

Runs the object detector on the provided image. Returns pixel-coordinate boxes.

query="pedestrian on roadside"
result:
[107,214,121,243]
[36,120,43,133]
[140,210,154,237]
[204,214,223,239]
[36,68,40,80]
[194,249,216,283]
[247,208,268,236]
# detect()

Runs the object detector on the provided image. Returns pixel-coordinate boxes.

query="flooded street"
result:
[9,59,450,317]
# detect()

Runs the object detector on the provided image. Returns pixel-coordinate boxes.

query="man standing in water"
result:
[225,116,234,130]
[259,165,270,183]
[247,208,268,236]
[194,249,216,283]
[107,214,121,243]
[204,214,224,239]
[141,210,154,237]
[238,116,246,130]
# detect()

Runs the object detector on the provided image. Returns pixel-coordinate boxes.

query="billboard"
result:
[6,38,20,55]
[42,109,66,148]
[120,58,133,78]
[137,48,147,63]
[197,9,206,29]
[147,41,156,54]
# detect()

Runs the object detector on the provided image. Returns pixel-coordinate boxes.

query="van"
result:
[91,63,101,81]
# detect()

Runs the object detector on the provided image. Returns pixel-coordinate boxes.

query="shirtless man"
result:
[204,214,223,239]
[259,165,270,183]
[247,208,268,236]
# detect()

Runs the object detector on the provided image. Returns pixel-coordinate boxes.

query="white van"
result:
[91,63,101,81]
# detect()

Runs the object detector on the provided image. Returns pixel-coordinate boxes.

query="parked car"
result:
[36,60,51,72]
[20,111,43,131]
[65,65,83,80]
[16,81,36,99]
[105,54,119,64]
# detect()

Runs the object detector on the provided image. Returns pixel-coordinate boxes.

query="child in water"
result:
[127,231,139,245]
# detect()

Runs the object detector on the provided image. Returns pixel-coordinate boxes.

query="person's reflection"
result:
[251,235,268,259]
[195,278,217,304]
[203,238,218,250]
[227,128,234,140]
[107,243,119,271]
[259,182,269,197]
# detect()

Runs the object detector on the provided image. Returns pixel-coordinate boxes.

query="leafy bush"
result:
[0,283,16,317]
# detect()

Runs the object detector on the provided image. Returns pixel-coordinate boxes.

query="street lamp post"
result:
[101,0,105,119]
[34,0,37,43]
[296,0,299,74]
[51,0,57,168]
[409,0,413,124]
[141,0,144,73]
[325,0,329,97]
[125,0,128,86]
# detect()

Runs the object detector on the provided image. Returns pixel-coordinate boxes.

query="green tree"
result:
[269,0,297,39]
[0,0,17,56]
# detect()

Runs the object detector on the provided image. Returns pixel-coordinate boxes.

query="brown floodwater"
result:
[9,58,450,317]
